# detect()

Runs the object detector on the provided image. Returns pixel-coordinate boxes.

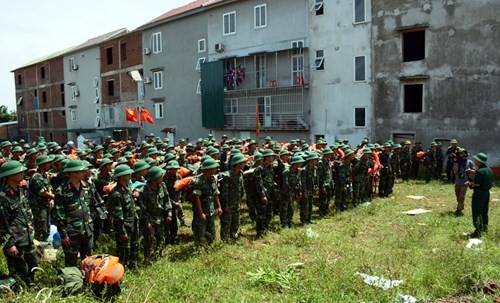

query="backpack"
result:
[56,267,84,297]
[81,254,124,299]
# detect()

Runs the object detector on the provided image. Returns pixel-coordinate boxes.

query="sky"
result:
[0,0,192,112]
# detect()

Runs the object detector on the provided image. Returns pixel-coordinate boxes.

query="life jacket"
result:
[81,254,124,285]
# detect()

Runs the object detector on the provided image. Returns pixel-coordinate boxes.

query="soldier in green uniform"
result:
[335,150,354,210]
[163,160,182,245]
[191,159,222,247]
[435,142,444,179]
[54,160,94,267]
[318,148,333,217]
[352,148,372,205]
[389,144,402,195]
[378,143,393,197]
[465,153,494,238]
[301,153,319,224]
[254,149,276,238]
[280,156,303,228]
[244,152,263,222]
[109,164,139,270]
[400,141,412,181]
[411,141,423,179]
[0,161,38,285]
[83,161,107,247]
[138,166,172,261]
[424,142,437,183]
[29,155,55,241]
[446,139,460,182]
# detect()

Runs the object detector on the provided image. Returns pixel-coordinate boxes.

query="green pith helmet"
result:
[0,161,27,178]
[363,148,372,154]
[231,154,247,166]
[202,158,219,170]
[473,153,487,166]
[253,152,263,161]
[322,148,333,155]
[261,149,275,157]
[147,148,159,156]
[99,158,113,169]
[113,164,134,179]
[290,156,305,165]
[53,154,65,163]
[344,149,354,157]
[63,159,88,173]
[147,166,165,181]
[36,155,53,166]
[11,146,24,153]
[166,160,180,170]
[306,153,319,161]
[133,160,150,173]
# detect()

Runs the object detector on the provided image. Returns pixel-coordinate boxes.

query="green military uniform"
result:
[29,170,53,241]
[0,166,38,284]
[424,143,437,183]
[335,152,353,210]
[300,154,319,224]
[219,155,245,243]
[318,150,333,217]
[378,145,393,197]
[352,149,372,205]
[280,156,303,227]
[470,153,494,238]
[389,145,401,195]
[163,161,182,245]
[435,144,444,179]
[254,151,276,237]
[400,143,412,181]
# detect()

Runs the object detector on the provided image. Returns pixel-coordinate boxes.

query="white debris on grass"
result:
[360,202,371,207]
[396,294,417,303]
[354,272,403,290]
[406,195,425,200]
[466,239,483,248]
[402,208,432,215]
[305,228,319,238]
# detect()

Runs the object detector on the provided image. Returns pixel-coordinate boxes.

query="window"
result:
[94,87,99,103]
[152,32,162,53]
[61,110,66,117]
[154,103,164,119]
[71,86,79,100]
[40,67,45,79]
[42,91,47,103]
[153,71,163,90]
[43,112,48,123]
[17,74,22,85]
[106,47,113,65]
[95,116,101,128]
[196,80,202,95]
[254,4,267,28]
[109,107,115,121]
[17,96,23,106]
[312,0,324,16]
[313,50,324,70]
[70,109,77,121]
[255,54,266,88]
[354,107,366,127]
[354,55,366,81]
[198,39,206,53]
[120,43,127,61]
[354,0,366,23]
[107,80,115,96]
[292,50,304,86]
[223,11,236,35]
[224,98,238,114]
[403,30,425,62]
[291,40,304,49]
[196,57,206,71]
[93,77,99,87]
[403,84,423,113]
[60,84,65,106]
[96,108,100,114]
[69,57,78,71]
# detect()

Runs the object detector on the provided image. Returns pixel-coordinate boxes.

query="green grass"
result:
[5,180,499,302]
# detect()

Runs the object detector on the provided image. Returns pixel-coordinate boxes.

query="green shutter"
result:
[200,61,225,128]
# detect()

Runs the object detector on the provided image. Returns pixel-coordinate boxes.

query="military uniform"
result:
[411,144,423,178]
[378,150,393,197]
[243,165,259,222]
[138,182,172,260]
[0,184,38,284]
[163,172,182,245]
[54,180,94,267]
[254,163,275,237]
[29,171,53,241]
[424,147,436,183]
[470,154,494,237]
[280,166,302,227]
[335,158,352,210]
[219,168,244,242]
[400,146,412,181]
[352,156,370,205]
[318,156,333,216]
[300,162,318,224]
[191,174,220,246]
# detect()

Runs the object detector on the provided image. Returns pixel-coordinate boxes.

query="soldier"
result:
[352,148,372,205]
[435,142,444,180]
[138,166,172,261]
[109,164,139,270]
[54,160,94,267]
[424,142,437,183]
[0,161,38,285]
[274,150,290,215]
[378,143,393,197]
[191,158,222,247]
[453,148,475,217]
[244,152,262,222]
[280,156,303,228]
[318,148,334,217]
[163,160,182,245]
[29,155,55,241]
[219,154,247,243]
[83,161,107,247]
[446,139,460,182]
[23,148,38,171]
[389,144,402,195]
[254,149,276,238]
[0,141,12,158]
[49,154,66,190]
[301,153,319,224]
[335,149,354,210]
[411,141,423,178]
[400,141,412,181]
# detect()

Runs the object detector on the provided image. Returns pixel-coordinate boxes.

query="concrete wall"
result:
[372,0,500,164]
[309,0,372,145]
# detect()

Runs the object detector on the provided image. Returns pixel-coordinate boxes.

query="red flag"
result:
[140,108,154,124]
[256,104,260,138]
[125,106,138,123]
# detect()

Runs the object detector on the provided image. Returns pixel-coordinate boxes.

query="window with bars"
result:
[223,11,236,35]
[224,98,238,114]
[254,4,267,28]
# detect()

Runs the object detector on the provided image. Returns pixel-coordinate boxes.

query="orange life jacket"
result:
[81,254,124,285]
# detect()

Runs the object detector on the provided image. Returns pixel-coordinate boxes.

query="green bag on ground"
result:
[56,267,84,297]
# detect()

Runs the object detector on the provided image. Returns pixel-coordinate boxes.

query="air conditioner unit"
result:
[72,64,79,70]
[143,48,151,55]
[215,43,225,53]
[144,77,152,84]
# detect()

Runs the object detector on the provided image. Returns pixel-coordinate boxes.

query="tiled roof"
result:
[142,0,224,27]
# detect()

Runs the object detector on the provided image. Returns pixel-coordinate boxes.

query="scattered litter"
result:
[417,223,427,226]
[360,202,371,207]
[396,294,417,303]
[466,239,483,249]
[492,198,499,202]
[406,195,425,200]
[288,262,304,268]
[402,208,432,215]
[354,272,403,290]
[305,228,319,238]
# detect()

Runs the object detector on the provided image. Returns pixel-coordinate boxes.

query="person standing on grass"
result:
[281,156,304,228]
[452,148,475,217]
[301,152,319,224]
[465,153,494,238]
[254,149,276,238]
[446,139,460,182]
[29,155,55,242]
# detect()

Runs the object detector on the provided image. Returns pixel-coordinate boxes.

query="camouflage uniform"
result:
[0,185,38,284]
[92,171,113,234]
[318,157,333,216]
[424,148,436,183]
[352,157,370,205]
[219,168,244,242]
[435,147,444,179]
[273,158,287,215]
[87,180,107,246]
[300,164,318,223]
[378,151,393,197]
[280,167,302,227]
[411,145,423,178]
[335,159,352,210]
[138,182,172,261]
[400,146,412,181]
[389,152,400,194]
[109,184,139,269]
[163,173,182,245]
[243,165,259,222]
[254,164,275,237]
[191,175,220,246]
[29,171,53,241]
[54,181,94,267]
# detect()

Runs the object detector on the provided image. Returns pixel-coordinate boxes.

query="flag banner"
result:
[140,108,154,124]
[125,106,139,123]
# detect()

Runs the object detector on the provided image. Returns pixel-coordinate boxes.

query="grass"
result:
[4,179,499,302]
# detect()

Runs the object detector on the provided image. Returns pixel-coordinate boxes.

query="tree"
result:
[0,106,15,123]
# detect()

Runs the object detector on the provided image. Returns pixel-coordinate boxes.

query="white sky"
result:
[0,0,191,111]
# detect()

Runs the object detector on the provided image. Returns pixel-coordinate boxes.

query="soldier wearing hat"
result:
[163,160,183,245]
[219,154,247,243]
[280,156,304,227]
[50,154,67,191]
[424,142,438,183]
[400,141,412,181]
[243,152,263,222]
[411,141,423,178]
[318,148,334,217]
[82,161,107,247]
[0,161,39,285]
[352,148,373,205]
[446,139,460,182]
[301,153,319,224]
[191,158,222,247]
[465,153,494,238]
[435,142,444,179]
[29,155,55,241]
[389,144,402,194]
[378,143,393,197]
[54,160,94,267]
[0,141,12,158]
[254,149,276,238]
[138,167,172,261]
[335,149,354,211]
[452,148,475,217]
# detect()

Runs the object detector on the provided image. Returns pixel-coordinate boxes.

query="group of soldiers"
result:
[0,133,480,286]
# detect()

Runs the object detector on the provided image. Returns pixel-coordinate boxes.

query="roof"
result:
[141,0,224,28]
[12,28,128,72]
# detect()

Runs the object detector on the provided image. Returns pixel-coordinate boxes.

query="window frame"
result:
[254,4,267,29]
[196,79,202,95]
[153,71,163,90]
[70,86,79,100]
[313,50,325,70]
[154,102,164,119]
[354,55,366,82]
[224,98,238,114]
[311,0,324,16]
[198,38,206,53]
[152,32,162,54]
[402,83,424,113]
[108,107,115,121]
[196,57,206,71]
[70,109,77,121]
[223,11,237,36]
[402,30,426,62]
[353,107,367,128]
[353,0,366,24]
